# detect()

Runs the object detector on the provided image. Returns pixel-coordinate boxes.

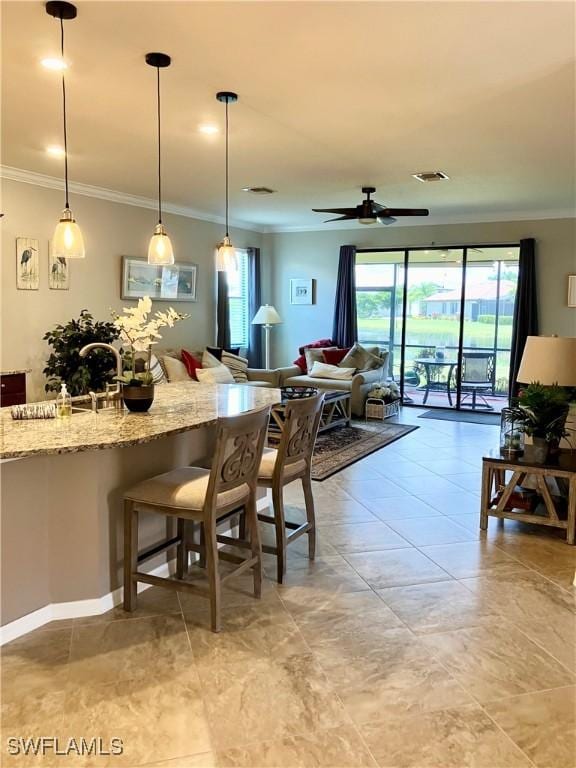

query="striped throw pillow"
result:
[221,350,249,383]
[150,353,167,384]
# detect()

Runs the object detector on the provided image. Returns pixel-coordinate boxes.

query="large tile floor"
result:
[2,410,575,768]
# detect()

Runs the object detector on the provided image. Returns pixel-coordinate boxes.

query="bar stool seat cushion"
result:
[258,447,306,481]
[125,467,248,511]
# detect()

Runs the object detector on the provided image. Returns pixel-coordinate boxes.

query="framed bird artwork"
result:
[16,238,39,290]
[48,242,70,290]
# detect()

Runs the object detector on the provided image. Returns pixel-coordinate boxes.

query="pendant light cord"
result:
[60,17,69,210]
[225,99,229,237]
[156,66,162,225]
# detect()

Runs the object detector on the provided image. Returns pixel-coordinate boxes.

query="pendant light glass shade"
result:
[216,91,238,272]
[53,207,85,259]
[148,223,174,265]
[46,2,85,259]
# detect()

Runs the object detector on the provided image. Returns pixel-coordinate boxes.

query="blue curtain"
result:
[247,247,262,367]
[216,271,230,348]
[332,245,357,347]
[509,238,538,398]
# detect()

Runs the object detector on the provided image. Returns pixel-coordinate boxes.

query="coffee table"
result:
[480,449,576,544]
[269,389,351,436]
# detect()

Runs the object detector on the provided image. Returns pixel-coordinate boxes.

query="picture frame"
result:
[121,256,198,302]
[16,238,39,290]
[290,278,314,305]
[48,242,70,290]
[568,275,576,308]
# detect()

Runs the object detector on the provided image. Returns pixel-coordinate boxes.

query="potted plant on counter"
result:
[508,382,571,463]
[113,297,189,412]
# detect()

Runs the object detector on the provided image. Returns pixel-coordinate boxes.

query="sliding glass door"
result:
[356,245,520,414]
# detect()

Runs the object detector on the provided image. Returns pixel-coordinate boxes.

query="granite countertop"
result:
[0,382,281,460]
[1,369,31,376]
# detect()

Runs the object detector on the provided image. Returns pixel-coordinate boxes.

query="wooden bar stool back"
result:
[123,405,270,631]
[257,393,325,583]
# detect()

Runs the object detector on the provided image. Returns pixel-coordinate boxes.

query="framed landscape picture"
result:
[121,257,197,302]
[48,242,70,290]
[16,238,39,290]
[290,278,314,305]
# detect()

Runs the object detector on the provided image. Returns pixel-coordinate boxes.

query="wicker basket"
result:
[365,397,400,421]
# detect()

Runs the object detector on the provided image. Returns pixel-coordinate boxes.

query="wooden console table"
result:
[480,450,576,544]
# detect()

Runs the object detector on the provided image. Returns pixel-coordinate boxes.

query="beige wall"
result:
[265,218,576,367]
[1,178,265,401]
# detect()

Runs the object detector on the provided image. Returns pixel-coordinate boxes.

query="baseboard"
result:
[0,496,271,645]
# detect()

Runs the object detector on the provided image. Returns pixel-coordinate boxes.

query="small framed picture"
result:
[121,256,198,302]
[16,238,39,290]
[568,275,576,307]
[290,278,314,305]
[48,242,70,290]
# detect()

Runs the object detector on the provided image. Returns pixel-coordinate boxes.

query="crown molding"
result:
[261,209,576,233]
[0,165,265,233]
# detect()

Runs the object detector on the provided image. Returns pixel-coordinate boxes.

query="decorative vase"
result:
[122,383,154,413]
[499,407,524,458]
[530,436,550,464]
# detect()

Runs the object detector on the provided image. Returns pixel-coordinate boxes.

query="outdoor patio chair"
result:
[459,351,496,410]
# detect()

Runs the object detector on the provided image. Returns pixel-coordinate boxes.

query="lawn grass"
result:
[358,316,512,348]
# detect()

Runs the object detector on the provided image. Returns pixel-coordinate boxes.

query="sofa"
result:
[278,346,389,417]
[156,348,280,389]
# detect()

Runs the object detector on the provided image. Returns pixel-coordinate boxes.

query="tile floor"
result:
[2,409,575,768]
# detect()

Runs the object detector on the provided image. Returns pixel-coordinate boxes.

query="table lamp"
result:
[517,336,576,386]
[252,304,282,369]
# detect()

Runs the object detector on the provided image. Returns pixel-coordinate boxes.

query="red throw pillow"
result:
[293,354,307,373]
[323,348,350,365]
[297,338,334,356]
[181,349,202,380]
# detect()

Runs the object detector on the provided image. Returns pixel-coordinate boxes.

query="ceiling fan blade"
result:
[380,208,429,217]
[324,214,356,223]
[312,207,358,216]
[378,216,397,226]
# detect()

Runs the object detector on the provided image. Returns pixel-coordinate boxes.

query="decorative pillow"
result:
[206,346,241,361]
[196,365,235,384]
[323,348,351,366]
[305,347,337,373]
[181,349,202,381]
[221,350,249,383]
[293,354,308,374]
[162,355,191,382]
[309,361,355,380]
[202,349,223,369]
[340,342,383,372]
[293,338,336,373]
[149,353,167,384]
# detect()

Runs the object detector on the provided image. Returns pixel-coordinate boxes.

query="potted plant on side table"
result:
[508,382,571,463]
[113,297,189,412]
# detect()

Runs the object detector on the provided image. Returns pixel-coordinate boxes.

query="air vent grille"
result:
[412,171,450,183]
[242,186,276,195]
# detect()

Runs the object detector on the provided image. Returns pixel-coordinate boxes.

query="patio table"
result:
[415,357,458,406]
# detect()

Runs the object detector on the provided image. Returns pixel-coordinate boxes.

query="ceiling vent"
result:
[412,171,450,183]
[242,186,276,195]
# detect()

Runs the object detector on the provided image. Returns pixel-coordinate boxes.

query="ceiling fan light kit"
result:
[312,186,430,226]
[216,91,239,272]
[46,1,85,259]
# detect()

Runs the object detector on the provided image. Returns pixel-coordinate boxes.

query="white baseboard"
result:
[0,496,271,645]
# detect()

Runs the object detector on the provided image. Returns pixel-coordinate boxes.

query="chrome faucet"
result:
[79,343,123,405]
[88,391,99,413]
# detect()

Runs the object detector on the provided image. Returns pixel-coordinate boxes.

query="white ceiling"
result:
[2,1,575,231]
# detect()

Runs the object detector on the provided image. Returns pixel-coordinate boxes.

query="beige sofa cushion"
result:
[196,365,235,384]
[162,355,190,382]
[340,343,384,372]
[125,467,248,511]
[283,374,353,392]
[305,346,337,372]
[309,361,355,380]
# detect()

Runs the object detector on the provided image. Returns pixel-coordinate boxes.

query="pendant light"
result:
[46,1,85,259]
[146,52,174,265]
[216,91,238,272]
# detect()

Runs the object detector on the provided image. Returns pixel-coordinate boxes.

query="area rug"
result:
[419,409,500,425]
[311,421,418,481]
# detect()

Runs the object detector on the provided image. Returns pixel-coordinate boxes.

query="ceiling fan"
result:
[312,186,429,225]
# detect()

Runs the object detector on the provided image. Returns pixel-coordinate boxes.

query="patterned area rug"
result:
[311,421,418,481]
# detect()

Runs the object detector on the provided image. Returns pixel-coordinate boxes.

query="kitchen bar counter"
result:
[1,382,280,459]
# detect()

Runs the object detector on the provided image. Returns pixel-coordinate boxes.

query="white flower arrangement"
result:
[368,381,401,403]
[112,296,189,386]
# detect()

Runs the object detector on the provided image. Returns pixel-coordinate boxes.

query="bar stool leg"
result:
[302,475,316,560]
[123,500,138,612]
[204,519,222,632]
[176,518,188,579]
[246,498,263,598]
[272,485,287,584]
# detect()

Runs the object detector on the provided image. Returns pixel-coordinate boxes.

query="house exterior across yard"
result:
[421,280,516,320]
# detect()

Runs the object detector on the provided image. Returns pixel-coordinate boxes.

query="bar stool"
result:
[123,406,270,632]
[256,393,325,584]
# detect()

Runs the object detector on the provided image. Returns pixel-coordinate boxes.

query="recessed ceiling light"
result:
[412,171,450,182]
[198,124,218,135]
[46,145,65,157]
[41,57,68,71]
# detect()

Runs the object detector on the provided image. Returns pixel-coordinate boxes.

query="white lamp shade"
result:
[52,209,85,259]
[148,223,174,265]
[517,335,576,386]
[216,239,238,272]
[252,304,282,325]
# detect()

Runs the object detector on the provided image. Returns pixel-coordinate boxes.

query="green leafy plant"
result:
[43,310,120,396]
[508,382,570,444]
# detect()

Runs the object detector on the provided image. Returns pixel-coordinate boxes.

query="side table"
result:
[480,449,576,544]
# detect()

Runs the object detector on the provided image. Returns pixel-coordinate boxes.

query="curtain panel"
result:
[247,247,263,368]
[216,270,231,348]
[332,245,358,348]
[509,238,538,398]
